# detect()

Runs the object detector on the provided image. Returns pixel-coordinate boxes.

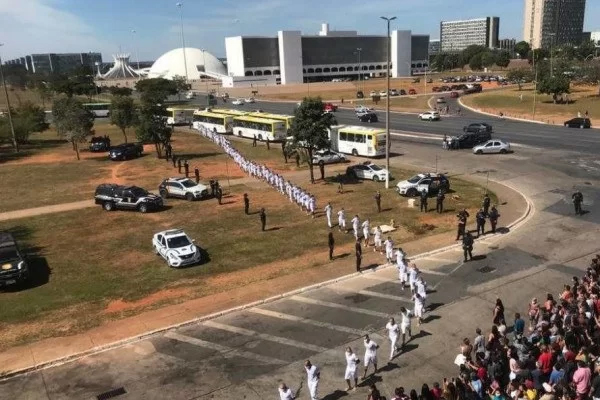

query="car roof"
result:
[0,232,16,248]
[159,229,187,237]
[169,177,193,182]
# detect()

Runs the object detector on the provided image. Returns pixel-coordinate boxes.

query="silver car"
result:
[312,149,346,165]
[473,139,511,154]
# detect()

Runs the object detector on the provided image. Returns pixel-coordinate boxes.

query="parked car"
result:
[473,139,511,154]
[369,90,377,96]
[232,98,245,105]
[185,91,196,99]
[447,131,492,149]
[89,136,110,152]
[379,90,388,97]
[356,91,364,98]
[450,91,460,98]
[346,162,391,182]
[396,173,450,197]
[463,122,493,133]
[244,97,256,103]
[159,177,210,201]
[152,229,201,268]
[94,184,163,213]
[358,112,378,123]
[0,232,29,287]
[564,117,591,129]
[432,86,441,92]
[109,143,144,160]
[390,89,399,96]
[419,111,440,121]
[436,97,446,104]
[440,85,450,91]
[312,149,346,165]
[408,89,417,95]
[399,89,406,95]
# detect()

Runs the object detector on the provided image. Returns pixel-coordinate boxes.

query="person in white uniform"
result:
[278,382,295,400]
[399,306,412,346]
[398,256,409,290]
[415,276,427,310]
[338,208,347,232]
[383,236,394,263]
[413,292,425,325]
[362,219,370,246]
[351,215,360,240]
[362,334,379,379]
[304,360,320,400]
[408,263,419,293]
[344,347,359,391]
[324,203,333,228]
[385,317,401,361]
[373,226,383,253]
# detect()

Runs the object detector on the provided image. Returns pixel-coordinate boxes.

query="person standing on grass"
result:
[374,226,383,253]
[355,238,362,272]
[328,232,335,261]
[259,208,266,232]
[362,218,371,246]
[338,208,347,232]
[243,193,250,215]
[386,317,401,362]
[281,142,288,163]
[374,191,382,213]
[436,190,445,213]
[304,360,320,400]
[215,187,223,205]
[363,335,379,379]
[344,347,359,392]
[351,215,360,240]
[324,202,333,228]
[420,189,428,212]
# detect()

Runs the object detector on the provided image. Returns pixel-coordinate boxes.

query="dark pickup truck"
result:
[0,232,29,287]
[109,143,144,160]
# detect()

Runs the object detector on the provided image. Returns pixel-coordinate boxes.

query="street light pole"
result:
[176,2,189,83]
[549,33,556,77]
[0,44,18,152]
[355,47,362,96]
[131,29,141,77]
[202,49,209,94]
[381,16,396,190]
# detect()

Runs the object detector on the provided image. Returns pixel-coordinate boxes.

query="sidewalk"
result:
[0,176,528,378]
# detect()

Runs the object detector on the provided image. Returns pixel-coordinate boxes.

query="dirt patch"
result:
[103,287,193,315]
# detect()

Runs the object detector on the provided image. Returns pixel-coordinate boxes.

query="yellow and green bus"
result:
[209,108,248,118]
[232,116,287,141]
[82,103,111,118]
[192,110,233,134]
[166,107,196,126]
[248,112,295,131]
[328,125,386,157]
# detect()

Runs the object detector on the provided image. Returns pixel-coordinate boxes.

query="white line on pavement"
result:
[290,296,390,318]
[164,331,287,365]
[248,308,369,337]
[202,320,328,353]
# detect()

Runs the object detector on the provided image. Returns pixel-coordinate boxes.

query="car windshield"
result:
[91,137,104,143]
[370,165,382,171]
[167,235,191,248]
[130,187,148,197]
[0,246,19,263]
[407,175,422,183]
[181,180,197,188]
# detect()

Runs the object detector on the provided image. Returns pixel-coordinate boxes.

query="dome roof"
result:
[148,48,227,80]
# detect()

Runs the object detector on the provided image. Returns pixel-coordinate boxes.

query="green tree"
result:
[507,67,533,90]
[110,95,137,143]
[495,50,511,69]
[432,53,448,72]
[528,48,549,65]
[171,75,191,100]
[537,75,571,103]
[52,97,94,160]
[460,45,487,69]
[514,41,531,59]
[108,87,133,96]
[290,97,336,183]
[49,66,96,99]
[0,103,48,146]
[577,60,600,96]
[481,51,496,69]
[469,53,484,71]
[2,64,29,89]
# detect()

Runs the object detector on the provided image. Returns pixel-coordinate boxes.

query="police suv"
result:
[152,229,201,267]
[158,177,209,201]
[94,184,163,213]
[396,173,450,197]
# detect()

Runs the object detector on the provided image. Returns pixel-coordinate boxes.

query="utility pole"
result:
[355,47,362,96]
[131,29,141,77]
[176,2,189,82]
[549,33,556,77]
[381,16,396,189]
[0,44,18,152]
[532,46,538,121]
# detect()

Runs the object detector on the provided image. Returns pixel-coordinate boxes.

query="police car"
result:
[396,173,450,197]
[152,229,201,268]
[158,177,209,201]
[346,162,391,182]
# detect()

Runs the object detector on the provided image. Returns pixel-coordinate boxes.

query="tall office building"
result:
[4,52,102,74]
[523,0,586,49]
[440,17,499,52]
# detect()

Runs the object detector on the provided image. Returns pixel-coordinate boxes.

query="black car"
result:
[109,143,144,160]
[358,112,378,123]
[564,118,591,129]
[449,131,492,149]
[399,89,407,95]
[94,184,163,213]
[0,232,29,287]
[89,136,111,152]
[356,91,364,99]
[463,123,493,134]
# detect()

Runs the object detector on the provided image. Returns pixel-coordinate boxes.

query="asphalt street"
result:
[3,134,600,399]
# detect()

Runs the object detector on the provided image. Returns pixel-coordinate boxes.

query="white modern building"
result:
[224,23,429,86]
[440,17,500,52]
[148,47,227,80]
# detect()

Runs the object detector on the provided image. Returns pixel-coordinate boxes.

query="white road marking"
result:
[249,308,369,336]
[164,331,287,365]
[202,320,328,353]
[290,296,390,318]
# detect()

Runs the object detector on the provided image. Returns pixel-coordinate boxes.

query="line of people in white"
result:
[197,126,317,215]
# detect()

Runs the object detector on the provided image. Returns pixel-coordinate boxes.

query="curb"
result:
[0,178,533,381]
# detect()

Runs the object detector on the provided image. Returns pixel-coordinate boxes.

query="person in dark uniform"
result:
[456,208,469,240]
[482,194,491,215]
[184,160,189,178]
[214,180,220,195]
[215,187,223,205]
[319,162,325,180]
[488,205,500,233]
[171,155,176,168]
[572,191,584,215]
[419,189,428,212]
[243,193,250,215]
[252,135,257,147]
[295,152,300,167]
[177,158,182,174]
[475,208,486,237]
[462,232,474,262]
[259,208,266,231]
[194,168,200,183]
[209,180,216,197]
[337,173,344,194]
[328,232,335,261]
[355,238,362,272]
[436,190,445,213]
[281,142,288,163]
[266,137,270,150]
[374,191,381,213]
[105,135,111,148]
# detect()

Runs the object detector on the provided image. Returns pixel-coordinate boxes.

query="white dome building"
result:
[148,47,227,80]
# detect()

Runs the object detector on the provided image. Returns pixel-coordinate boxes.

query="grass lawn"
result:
[462,85,600,123]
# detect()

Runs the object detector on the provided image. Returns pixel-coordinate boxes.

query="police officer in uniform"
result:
[184,160,190,178]
[281,142,288,163]
[462,232,474,262]
[488,205,500,233]
[259,208,266,231]
[436,190,445,213]
[319,162,325,180]
[177,158,182,173]
[572,191,584,215]
[482,194,491,215]
[456,208,469,240]
[243,193,250,215]
[209,180,216,197]
[266,137,270,150]
[215,187,223,205]
[172,155,176,168]
[419,189,428,212]
[355,238,362,272]
[295,152,300,167]
[252,134,257,147]
[328,232,335,261]
[475,208,486,237]
[194,168,200,184]
[374,191,382,213]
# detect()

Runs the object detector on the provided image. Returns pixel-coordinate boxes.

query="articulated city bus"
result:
[248,112,295,131]
[166,107,196,125]
[192,110,233,134]
[82,103,111,118]
[328,126,386,157]
[231,116,287,141]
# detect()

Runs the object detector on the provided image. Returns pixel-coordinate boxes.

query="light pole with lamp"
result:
[131,29,141,77]
[381,16,396,189]
[0,43,18,152]
[549,32,556,77]
[176,2,189,82]
[355,47,362,95]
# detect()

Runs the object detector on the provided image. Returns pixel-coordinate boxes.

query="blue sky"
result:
[1,0,598,62]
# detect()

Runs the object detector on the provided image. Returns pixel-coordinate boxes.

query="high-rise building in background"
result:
[4,52,102,74]
[429,39,441,55]
[498,38,517,57]
[523,0,586,49]
[440,17,499,52]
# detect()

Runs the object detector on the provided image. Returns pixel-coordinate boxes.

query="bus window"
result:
[356,135,365,143]
[347,133,355,142]
[340,132,347,141]
[367,135,372,140]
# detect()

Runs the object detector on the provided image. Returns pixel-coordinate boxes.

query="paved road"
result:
[3,138,600,399]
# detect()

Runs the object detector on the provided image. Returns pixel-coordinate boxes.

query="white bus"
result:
[82,103,110,118]
[210,108,248,118]
[192,110,233,134]
[166,107,196,126]
[248,111,295,131]
[232,116,287,141]
[328,125,386,157]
